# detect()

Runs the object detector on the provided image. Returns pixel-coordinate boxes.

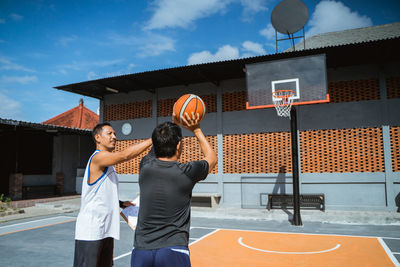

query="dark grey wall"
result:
[54,134,94,193]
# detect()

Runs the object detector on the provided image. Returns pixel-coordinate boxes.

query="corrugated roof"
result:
[0,118,91,134]
[54,23,400,100]
[293,22,400,51]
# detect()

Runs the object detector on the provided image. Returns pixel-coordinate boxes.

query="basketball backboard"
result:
[246,54,329,109]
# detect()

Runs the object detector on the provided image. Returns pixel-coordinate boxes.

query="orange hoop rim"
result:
[272,89,295,99]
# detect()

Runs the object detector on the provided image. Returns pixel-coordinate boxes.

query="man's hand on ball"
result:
[181,112,200,132]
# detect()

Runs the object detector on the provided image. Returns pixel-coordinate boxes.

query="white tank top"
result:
[75,150,120,241]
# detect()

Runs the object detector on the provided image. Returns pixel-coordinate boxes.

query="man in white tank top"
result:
[74,122,152,267]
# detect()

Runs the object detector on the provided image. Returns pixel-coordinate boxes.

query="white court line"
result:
[190,226,400,240]
[113,226,217,260]
[378,237,400,267]
[238,237,341,255]
[189,229,220,246]
[190,226,216,230]
[114,251,132,261]
[0,216,75,229]
[393,252,400,255]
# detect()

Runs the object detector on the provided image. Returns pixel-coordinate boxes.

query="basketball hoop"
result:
[272,90,294,118]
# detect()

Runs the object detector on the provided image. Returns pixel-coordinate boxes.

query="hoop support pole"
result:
[290,106,302,226]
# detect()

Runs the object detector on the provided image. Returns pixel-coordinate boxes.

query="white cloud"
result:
[0,18,5,24]
[242,41,266,57]
[9,13,23,21]
[240,0,268,21]
[60,59,124,71]
[139,34,175,56]
[27,52,48,59]
[1,75,38,84]
[307,0,373,37]
[127,63,135,72]
[87,63,136,80]
[57,35,78,46]
[87,71,98,80]
[0,92,22,119]
[0,57,35,72]
[107,32,175,57]
[145,0,232,30]
[260,23,275,40]
[187,45,239,65]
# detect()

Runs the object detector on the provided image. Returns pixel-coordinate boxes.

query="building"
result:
[55,23,400,211]
[42,98,99,130]
[1,118,95,200]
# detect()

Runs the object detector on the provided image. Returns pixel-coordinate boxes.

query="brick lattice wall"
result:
[114,136,218,174]
[114,139,151,174]
[223,132,292,173]
[104,101,152,121]
[300,127,384,173]
[180,135,218,174]
[386,76,400,99]
[328,79,380,102]
[222,91,247,112]
[390,126,400,172]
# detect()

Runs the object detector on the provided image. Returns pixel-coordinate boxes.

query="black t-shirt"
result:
[134,148,209,249]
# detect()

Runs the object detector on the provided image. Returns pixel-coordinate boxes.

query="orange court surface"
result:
[190,229,397,267]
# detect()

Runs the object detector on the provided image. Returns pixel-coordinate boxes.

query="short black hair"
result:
[92,122,111,143]
[152,122,182,158]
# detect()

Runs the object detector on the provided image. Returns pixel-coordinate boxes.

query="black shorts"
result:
[73,237,114,267]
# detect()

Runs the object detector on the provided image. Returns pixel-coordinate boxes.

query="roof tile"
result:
[42,99,98,130]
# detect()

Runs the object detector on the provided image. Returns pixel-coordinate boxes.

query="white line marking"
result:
[189,229,220,246]
[191,225,400,240]
[392,252,400,255]
[113,251,132,261]
[378,237,400,267]
[0,216,75,229]
[238,237,340,255]
[190,226,218,230]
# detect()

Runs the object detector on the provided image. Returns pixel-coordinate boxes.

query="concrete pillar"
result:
[9,173,23,200]
[56,172,64,196]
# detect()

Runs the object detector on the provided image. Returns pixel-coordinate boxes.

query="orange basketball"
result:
[173,94,206,125]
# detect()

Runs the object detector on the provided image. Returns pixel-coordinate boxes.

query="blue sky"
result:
[0,0,399,123]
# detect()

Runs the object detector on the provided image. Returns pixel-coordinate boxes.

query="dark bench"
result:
[22,185,57,199]
[267,194,325,211]
[192,193,221,208]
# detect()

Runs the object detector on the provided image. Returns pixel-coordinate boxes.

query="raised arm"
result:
[92,138,152,169]
[181,112,217,172]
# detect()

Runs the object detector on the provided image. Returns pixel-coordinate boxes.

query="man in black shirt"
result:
[131,112,217,267]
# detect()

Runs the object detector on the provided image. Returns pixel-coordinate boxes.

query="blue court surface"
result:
[0,212,399,266]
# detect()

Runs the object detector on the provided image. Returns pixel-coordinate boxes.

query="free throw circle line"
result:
[238,237,341,255]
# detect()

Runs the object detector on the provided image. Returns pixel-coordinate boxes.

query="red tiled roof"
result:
[42,99,99,130]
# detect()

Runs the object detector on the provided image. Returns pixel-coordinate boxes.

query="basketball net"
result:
[272,90,294,118]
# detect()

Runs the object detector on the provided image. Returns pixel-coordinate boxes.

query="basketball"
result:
[173,94,206,125]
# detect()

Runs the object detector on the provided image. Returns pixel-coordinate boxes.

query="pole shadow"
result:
[270,166,293,222]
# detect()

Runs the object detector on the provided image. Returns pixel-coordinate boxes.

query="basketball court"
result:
[190,228,398,267]
[0,212,399,266]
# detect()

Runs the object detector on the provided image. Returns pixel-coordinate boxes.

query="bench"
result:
[267,194,325,211]
[22,185,57,199]
[192,193,221,208]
